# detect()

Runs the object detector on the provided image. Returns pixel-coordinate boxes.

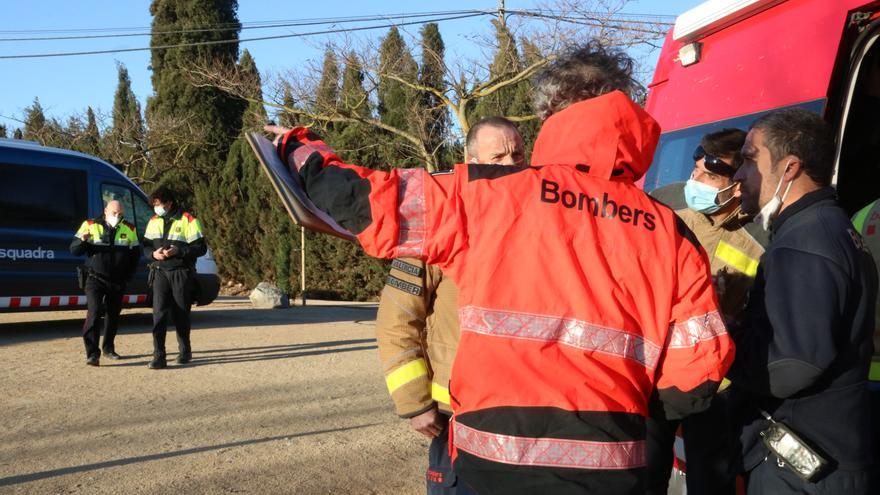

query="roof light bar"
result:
[673,0,786,42]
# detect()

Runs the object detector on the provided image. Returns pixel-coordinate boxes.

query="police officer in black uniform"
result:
[70,200,141,366]
[143,187,207,370]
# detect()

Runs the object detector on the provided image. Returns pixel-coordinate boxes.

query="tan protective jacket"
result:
[676,207,766,325]
[375,258,459,417]
[651,183,767,325]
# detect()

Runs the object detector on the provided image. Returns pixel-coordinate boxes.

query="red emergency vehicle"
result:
[645,0,880,218]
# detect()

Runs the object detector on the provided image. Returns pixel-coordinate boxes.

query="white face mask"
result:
[753,161,794,231]
[106,215,121,228]
[154,205,167,217]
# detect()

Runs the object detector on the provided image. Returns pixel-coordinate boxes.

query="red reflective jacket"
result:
[279,91,734,494]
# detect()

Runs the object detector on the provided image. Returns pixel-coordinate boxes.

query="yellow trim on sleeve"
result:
[869,361,880,382]
[385,358,429,394]
[715,240,760,277]
[431,382,451,405]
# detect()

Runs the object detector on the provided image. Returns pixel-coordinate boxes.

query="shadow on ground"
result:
[0,300,378,344]
[0,423,381,487]
[101,338,378,368]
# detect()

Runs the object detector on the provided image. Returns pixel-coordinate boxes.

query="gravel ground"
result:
[0,297,428,494]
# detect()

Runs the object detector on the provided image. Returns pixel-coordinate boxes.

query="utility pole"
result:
[300,225,306,306]
[498,0,506,28]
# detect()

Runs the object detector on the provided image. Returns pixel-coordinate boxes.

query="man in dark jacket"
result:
[728,108,877,494]
[143,186,207,369]
[70,200,142,365]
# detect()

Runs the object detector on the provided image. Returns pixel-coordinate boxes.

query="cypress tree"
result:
[13,128,23,139]
[145,0,245,204]
[23,97,47,142]
[314,47,340,114]
[279,85,298,128]
[81,107,102,156]
[110,63,145,166]
[418,23,449,167]
[0,125,7,138]
[378,27,418,130]
[469,20,538,160]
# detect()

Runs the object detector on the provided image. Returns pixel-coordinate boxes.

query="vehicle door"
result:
[0,162,88,301]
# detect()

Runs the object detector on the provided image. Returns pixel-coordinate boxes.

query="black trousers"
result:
[82,276,124,358]
[646,394,735,495]
[151,268,194,358]
[428,418,478,495]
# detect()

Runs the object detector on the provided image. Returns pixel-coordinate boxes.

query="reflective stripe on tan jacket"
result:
[676,207,765,325]
[651,182,767,326]
[375,257,459,417]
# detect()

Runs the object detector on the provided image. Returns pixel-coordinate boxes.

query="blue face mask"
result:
[684,179,735,214]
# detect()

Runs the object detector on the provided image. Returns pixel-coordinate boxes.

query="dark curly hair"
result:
[149,185,177,205]
[533,40,643,120]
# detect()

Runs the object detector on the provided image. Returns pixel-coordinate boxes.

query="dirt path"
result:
[0,298,428,494]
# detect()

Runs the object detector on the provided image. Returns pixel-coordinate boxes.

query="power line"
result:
[0,12,490,59]
[0,8,674,40]
[0,10,488,42]
[508,10,670,35]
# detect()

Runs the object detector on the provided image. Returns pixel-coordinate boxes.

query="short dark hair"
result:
[466,116,520,157]
[533,39,642,120]
[701,128,747,168]
[149,186,176,205]
[749,109,834,186]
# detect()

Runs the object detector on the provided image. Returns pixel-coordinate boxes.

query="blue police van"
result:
[0,138,220,312]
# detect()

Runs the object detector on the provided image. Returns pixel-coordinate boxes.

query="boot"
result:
[148,354,167,369]
[103,347,122,360]
[176,350,192,365]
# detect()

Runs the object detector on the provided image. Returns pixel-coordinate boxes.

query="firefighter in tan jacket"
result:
[647,129,766,495]
[375,117,523,495]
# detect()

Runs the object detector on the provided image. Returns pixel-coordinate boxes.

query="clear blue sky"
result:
[0,0,702,133]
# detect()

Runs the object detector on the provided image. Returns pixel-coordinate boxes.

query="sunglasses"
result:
[693,145,739,177]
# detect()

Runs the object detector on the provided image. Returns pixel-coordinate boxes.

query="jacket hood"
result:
[530,90,661,182]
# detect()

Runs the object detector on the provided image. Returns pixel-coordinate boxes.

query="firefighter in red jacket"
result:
[267,40,733,494]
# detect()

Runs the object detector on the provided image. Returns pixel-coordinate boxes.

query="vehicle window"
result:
[0,163,87,230]
[101,184,153,238]
[642,99,826,193]
[133,193,153,239]
[101,184,134,224]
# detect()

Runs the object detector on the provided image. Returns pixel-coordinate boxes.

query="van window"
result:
[101,184,134,223]
[133,194,153,239]
[642,100,826,192]
[0,163,87,230]
[101,183,152,238]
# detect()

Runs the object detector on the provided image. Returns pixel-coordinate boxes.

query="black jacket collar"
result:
[771,186,836,235]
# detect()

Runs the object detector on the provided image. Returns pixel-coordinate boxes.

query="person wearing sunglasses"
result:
[647,128,767,495]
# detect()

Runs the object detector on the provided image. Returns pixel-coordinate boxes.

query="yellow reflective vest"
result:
[143,210,206,270]
[852,199,880,382]
[71,218,141,282]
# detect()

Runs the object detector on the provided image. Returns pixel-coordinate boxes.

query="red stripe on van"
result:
[29,297,40,307]
[49,296,60,306]
[10,297,20,308]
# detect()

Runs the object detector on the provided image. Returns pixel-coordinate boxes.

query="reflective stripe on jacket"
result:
[375,258,459,417]
[278,91,735,494]
[143,209,207,269]
[70,218,141,282]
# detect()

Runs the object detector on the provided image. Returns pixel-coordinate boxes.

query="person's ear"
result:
[780,155,802,180]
